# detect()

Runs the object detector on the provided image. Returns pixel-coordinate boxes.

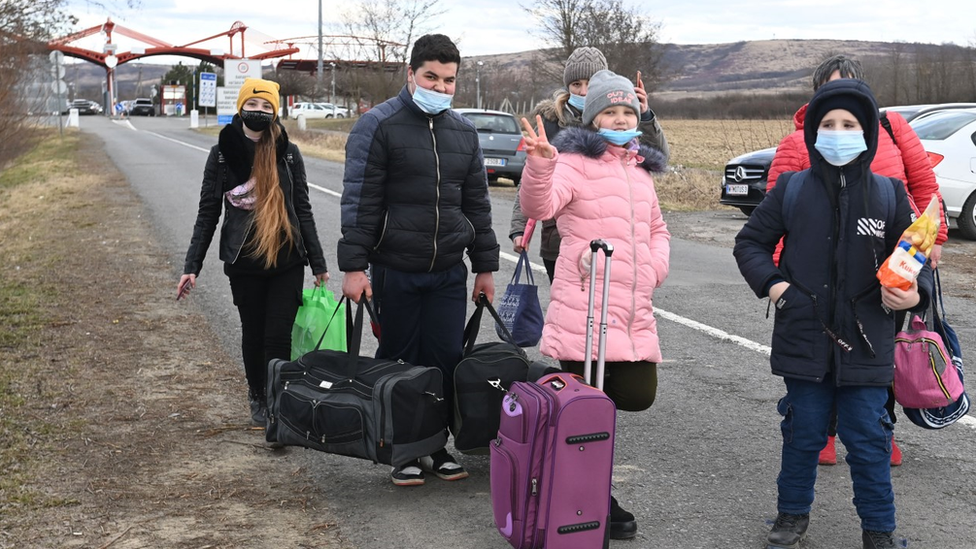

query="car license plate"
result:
[484,158,506,167]
[726,184,748,196]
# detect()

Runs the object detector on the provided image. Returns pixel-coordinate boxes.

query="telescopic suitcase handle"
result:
[583,239,613,390]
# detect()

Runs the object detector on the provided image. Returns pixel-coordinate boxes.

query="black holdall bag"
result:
[451,294,560,455]
[266,295,449,467]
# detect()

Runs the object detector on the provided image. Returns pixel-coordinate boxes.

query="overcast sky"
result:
[66,0,976,62]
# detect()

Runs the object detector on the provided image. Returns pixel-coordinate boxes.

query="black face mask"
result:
[240,109,274,132]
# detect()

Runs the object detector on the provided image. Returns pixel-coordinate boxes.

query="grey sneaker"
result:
[767,512,809,548]
[862,530,897,549]
[249,393,267,427]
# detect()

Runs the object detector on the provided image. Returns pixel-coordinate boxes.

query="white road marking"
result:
[144,130,976,430]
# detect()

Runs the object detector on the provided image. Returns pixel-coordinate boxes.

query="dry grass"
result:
[194,118,793,212]
[659,118,794,171]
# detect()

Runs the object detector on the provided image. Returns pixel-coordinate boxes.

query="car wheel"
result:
[957,192,976,240]
[326,114,333,119]
[739,206,756,217]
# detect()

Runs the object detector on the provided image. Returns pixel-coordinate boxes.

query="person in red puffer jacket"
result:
[767,55,947,269]
[766,54,947,470]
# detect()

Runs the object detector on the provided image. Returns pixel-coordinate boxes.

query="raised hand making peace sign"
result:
[520,115,556,159]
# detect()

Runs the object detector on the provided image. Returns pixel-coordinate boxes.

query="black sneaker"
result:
[609,496,637,540]
[249,392,267,427]
[391,460,425,486]
[862,530,896,549]
[767,512,809,548]
[420,449,469,481]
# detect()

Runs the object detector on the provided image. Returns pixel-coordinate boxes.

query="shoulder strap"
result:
[214,152,227,199]
[284,148,302,187]
[880,113,896,146]
[871,173,896,226]
[781,171,805,230]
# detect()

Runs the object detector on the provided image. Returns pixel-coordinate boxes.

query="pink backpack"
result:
[893,314,965,409]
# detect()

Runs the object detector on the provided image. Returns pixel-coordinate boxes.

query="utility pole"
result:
[330,62,336,104]
[476,61,484,109]
[317,0,324,102]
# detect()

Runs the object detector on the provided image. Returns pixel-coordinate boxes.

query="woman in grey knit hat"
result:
[509,47,670,282]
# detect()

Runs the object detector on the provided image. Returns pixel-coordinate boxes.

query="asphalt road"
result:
[82,115,976,549]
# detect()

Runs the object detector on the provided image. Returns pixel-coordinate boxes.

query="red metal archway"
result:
[47,18,300,114]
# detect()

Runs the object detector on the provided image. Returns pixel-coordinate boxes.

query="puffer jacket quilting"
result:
[519,127,670,362]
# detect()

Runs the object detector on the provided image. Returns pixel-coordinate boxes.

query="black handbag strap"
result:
[321,292,378,378]
[463,293,516,353]
[313,290,346,351]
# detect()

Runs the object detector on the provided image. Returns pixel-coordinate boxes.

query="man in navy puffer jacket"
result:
[734,79,933,549]
[338,34,499,487]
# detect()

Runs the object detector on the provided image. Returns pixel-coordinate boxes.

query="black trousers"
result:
[225,262,304,397]
[371,262,468,408]
[559,359,658,412]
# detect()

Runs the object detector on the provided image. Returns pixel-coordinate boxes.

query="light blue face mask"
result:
[412,84,454,114]
[597,127,642,146]
[567,93,586,111]
[815,129,867,166]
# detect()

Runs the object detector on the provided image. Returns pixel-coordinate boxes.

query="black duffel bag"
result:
[451,294,558,455]
[266,296,448,467]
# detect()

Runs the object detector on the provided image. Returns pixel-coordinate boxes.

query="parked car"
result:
[129,98,155,116]
[719,103,976,216]
[315,102,350,118]
[64,99,100,115]
[290,102,330,119]
[719,147,776,216]
[910,108,976,240]
[454,108,526,185]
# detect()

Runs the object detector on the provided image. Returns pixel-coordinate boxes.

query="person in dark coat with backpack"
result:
[179,78,329,427]
[734,79,933,549]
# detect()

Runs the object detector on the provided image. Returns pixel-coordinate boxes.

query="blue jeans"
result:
[776,377,895,532]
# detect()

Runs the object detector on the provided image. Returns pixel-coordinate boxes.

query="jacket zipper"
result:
[623,156,638,359]
[830,171,846,385]
[428,117,441,272]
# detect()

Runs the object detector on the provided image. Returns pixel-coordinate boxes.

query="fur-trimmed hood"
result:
[552,126,668,173]
[532,89,580,129]
[217,115,291,184]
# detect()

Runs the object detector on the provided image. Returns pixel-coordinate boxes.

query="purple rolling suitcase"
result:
[491,240,617,549]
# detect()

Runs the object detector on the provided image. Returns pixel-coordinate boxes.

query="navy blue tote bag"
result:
[495,250,544,347]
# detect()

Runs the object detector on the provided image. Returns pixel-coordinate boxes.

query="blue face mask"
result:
[815,129,867,166]
[567,93,586,111]
[412,84,454,114]
[597,127,642,146]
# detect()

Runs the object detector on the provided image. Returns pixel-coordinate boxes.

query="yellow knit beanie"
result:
[236,78,280,117]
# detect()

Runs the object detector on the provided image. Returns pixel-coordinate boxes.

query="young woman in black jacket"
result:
[179,78,328,426]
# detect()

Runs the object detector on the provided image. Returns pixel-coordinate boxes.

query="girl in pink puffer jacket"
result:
[519,69,670,541]
[519,69,670,412]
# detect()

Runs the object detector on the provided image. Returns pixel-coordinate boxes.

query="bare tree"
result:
[523,0,669,91]
[341,0,444,101]
[0,0,77,163]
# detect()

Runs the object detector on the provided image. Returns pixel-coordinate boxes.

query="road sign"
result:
[223,60,262,90]
[51,64,65,79]
[199,72,217,108]
[49,50,64,65]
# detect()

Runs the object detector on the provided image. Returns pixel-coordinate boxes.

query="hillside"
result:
[59,38,964,102]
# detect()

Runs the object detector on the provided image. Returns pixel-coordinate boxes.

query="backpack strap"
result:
[880,113,896,146]
[871,173,896,225]
[780,171,805,231]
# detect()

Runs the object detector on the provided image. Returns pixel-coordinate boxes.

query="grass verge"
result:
[0,130,80,511]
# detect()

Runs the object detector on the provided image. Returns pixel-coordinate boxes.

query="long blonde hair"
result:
[247,123,295,268]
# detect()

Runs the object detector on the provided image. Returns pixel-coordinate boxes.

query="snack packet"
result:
[877,194,940,290]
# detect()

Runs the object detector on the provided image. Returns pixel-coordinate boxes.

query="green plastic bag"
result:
[291,286,347,360]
